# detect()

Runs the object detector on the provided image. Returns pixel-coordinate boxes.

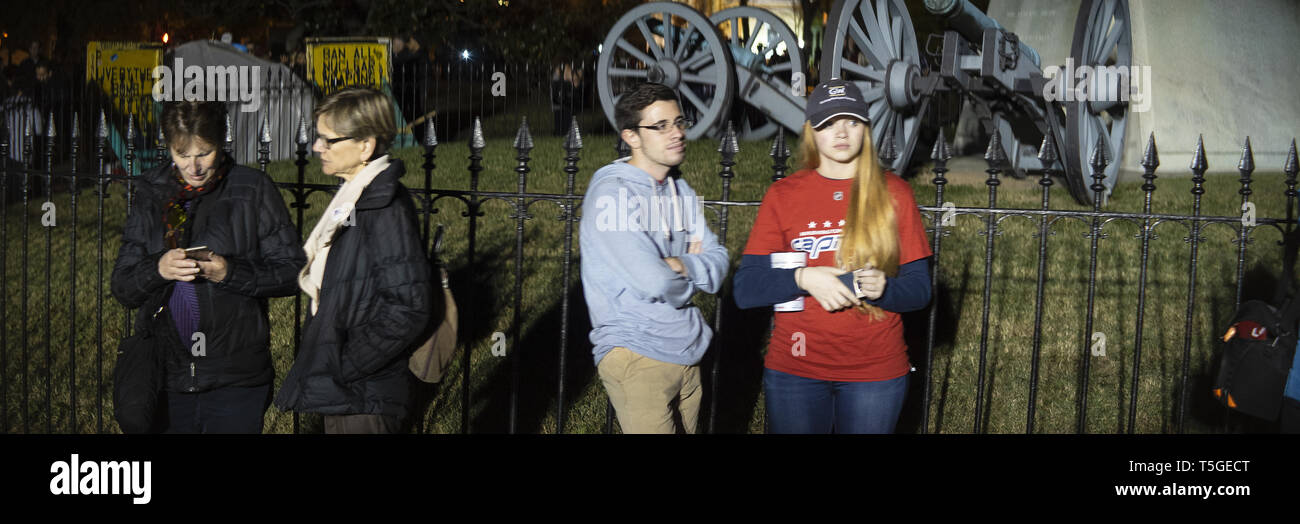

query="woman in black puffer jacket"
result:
[111,101,306,433]
[274,87,433,434]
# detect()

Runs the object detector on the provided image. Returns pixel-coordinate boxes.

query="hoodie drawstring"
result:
[657,175,685,239]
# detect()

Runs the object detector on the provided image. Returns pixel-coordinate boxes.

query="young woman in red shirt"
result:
[734,80,933,433]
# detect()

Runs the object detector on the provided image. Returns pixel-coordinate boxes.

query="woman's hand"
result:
[797,266,859,311]
[855,264,887,301]
[197,253,228,283]
[158,248,201,282]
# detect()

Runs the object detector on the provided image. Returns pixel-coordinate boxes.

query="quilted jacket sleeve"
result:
[214,173,307,298]
[111,184,169,309]
[337,187,434,383]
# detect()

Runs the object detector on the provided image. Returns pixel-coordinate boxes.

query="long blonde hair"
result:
[796,121,899,319]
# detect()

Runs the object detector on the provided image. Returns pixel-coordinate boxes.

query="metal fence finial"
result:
[425,117,438,148]
[513,116,534,152]
[295,107,310,146]
[932,128,951,162]
[563,117,583,151]
[984,129,1006,165]
[1237,136,1254,173]
[1089,135,1109,171]
[1140,132,1159,170]
[224,113,234,151]
[1285,139,1298,176]
[471,117,486,150]
[97,110,108,140]
[1190,134,1208,172]
[718,121,739,156]
[259,113,272,145]
[46,112,56,138]
[1037,132,1056,166]
[880,128,898,165]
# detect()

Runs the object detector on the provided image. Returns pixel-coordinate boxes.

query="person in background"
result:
[392,34,431,144]
[111,101,306,433]
[732,80,932,434]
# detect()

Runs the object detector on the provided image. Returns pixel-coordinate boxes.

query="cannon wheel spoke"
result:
[850,5,891,70]
[609,68,650,79]
[842,61,885,83]
[634,18,665,61]
[674,26,698,62]
[615,38,656,68]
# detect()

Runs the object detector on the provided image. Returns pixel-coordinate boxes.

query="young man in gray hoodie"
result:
[579,82,730,433]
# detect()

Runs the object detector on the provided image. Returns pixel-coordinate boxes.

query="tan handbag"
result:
[409,265,459,383]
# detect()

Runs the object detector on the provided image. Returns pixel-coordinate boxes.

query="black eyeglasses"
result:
[635,118,693,133]
[316,135,356,149]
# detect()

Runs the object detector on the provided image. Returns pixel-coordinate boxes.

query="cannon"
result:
[822,0,1131,204]
[596,2,807,142]
[597,0,1131,205]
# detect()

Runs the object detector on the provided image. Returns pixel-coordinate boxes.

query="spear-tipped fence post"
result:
[556,117,584,433]
[1178,135,1210,434]
[257,113,272,173]
[1077,134,1111,434]
[421,117,439,246]
[708,121,738,434]
[1026,132,1059,434]
[507,116,534,434]
[971,129,1006,434]
[460,117,486,434]
[1234,137,1256,310]
[923,128,952,434]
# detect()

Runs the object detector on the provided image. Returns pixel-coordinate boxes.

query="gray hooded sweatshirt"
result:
[579,160,730,366]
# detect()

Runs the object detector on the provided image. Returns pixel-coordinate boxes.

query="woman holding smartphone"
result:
[111,101,306,433]
[274,87,433,434]
[732,81,933,434]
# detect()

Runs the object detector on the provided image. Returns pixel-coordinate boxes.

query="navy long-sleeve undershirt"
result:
[732,254,931,313]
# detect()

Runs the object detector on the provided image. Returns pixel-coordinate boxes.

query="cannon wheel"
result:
[597,2,736,142]
[710,6,807,141]
[821,0,927,174]
[1064,0,1131,205]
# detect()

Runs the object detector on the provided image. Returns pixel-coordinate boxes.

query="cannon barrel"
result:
[924,0,1040,69]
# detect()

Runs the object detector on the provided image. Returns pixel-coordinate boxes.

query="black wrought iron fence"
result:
[2,69,1298,434]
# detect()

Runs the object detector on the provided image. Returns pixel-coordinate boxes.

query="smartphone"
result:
[184,246,213,261]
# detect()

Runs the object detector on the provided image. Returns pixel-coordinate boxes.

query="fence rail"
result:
[2,79,1299,433]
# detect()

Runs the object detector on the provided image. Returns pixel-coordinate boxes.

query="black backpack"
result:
[1213,229,1300,421]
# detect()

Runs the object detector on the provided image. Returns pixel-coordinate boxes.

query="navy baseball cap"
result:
[805,80,870,129]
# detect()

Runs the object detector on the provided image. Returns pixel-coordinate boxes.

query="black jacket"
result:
[273,158,433,420]
[111,159,306,393]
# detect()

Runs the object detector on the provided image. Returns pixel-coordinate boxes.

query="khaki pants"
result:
[597,346,701,434]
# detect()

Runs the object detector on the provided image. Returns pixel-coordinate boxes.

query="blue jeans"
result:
[763,368,908,434]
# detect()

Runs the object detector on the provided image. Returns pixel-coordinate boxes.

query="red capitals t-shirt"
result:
[742,168,933,381]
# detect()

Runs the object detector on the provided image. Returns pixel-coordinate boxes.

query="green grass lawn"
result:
[2,125,1295,434]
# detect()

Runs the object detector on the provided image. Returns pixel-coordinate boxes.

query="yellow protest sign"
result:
[305,38,391,95]
[85,42,164,125]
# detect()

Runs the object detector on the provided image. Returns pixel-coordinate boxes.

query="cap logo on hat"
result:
[828,86,846,97]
